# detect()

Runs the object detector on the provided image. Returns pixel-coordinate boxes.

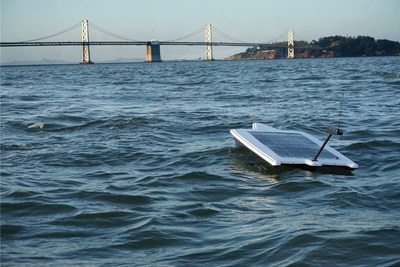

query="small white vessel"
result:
[230,123,358,171]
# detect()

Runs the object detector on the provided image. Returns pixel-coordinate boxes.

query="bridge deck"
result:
[0,41,319,49]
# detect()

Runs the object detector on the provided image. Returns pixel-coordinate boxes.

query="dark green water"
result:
[1,57,399,266]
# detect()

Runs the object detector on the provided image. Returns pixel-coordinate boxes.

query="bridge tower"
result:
[287,29,294,59]
[81,19,93,64]
[204,24,213,61]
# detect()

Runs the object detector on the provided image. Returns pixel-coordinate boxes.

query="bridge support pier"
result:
[146,41,162,62]
[81,19,93,64]
[204,24,213,60]
[287,29,294,59]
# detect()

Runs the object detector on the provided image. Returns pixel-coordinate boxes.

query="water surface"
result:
[1,57,400,266]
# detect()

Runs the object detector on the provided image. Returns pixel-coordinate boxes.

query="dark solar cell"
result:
[250,132,337,159]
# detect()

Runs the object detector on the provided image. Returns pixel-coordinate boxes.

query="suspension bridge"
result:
[1,19,311,63]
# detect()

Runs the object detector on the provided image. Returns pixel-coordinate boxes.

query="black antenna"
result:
[312,90,345,162]
[336,91,345,132]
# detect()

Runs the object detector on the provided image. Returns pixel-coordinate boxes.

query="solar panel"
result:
[250,131,338,159]
[230,123,358,170]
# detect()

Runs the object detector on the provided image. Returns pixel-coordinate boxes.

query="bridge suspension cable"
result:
[293,31,308,42]
[211,26,246,43]
[265,32,288,44]
[21,22,81,42]
[88,22,140,41]
[164,27,204,42]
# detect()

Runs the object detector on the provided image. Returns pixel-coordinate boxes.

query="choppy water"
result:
[1,57,400,266]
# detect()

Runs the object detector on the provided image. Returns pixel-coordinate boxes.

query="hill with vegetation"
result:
[227,36,400,60]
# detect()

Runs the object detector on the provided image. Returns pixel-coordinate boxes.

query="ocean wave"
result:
[1,224,26,238]
[51,210,134,229]
[325,188,383,210]
[1,201,77,216]
[297,227,400,266]
[267,180,331,195]
[347,139,400,151]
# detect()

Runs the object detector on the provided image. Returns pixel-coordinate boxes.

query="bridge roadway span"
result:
[1,41,298,49]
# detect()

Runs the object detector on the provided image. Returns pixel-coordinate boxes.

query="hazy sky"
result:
[1,0,399,63]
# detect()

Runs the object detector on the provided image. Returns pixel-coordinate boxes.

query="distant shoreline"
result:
[1,55,399,67]
[227,35,400,60]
